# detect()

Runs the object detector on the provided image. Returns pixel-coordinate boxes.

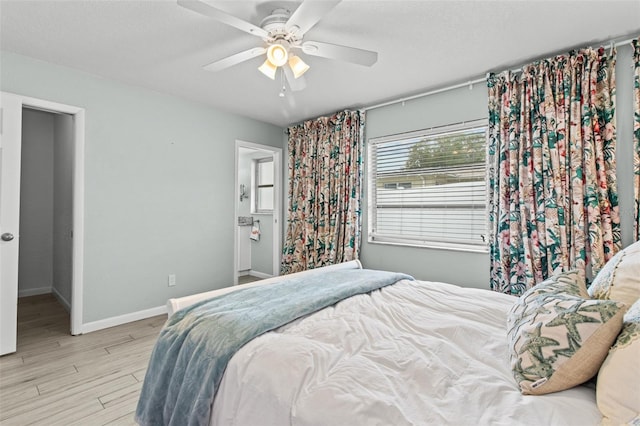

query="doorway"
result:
[19,108,73,305]
[0,92,85,355]
[233,140,282,286]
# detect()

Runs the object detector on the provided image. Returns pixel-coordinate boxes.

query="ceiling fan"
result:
[177,0,378,92]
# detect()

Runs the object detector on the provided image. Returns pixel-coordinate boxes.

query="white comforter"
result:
[210,279,601,426]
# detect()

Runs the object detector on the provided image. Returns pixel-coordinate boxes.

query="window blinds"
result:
[368,121,487,250]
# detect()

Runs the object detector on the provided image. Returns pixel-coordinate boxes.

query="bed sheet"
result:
[210,279,601,426]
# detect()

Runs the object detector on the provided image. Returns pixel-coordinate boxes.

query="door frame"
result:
[1,92,85,351]
[233,140,282,285]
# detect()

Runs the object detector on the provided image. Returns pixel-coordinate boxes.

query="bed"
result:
[136,255,640,426]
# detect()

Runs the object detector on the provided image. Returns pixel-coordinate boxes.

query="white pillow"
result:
[589,241,640,306]
[596,298,640,425]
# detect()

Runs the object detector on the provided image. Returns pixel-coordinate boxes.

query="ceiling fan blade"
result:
[203,47,266,72]
[283,66,307,92]
[285,0,341,37]
[178,0,269,39]
[302,41,378,66]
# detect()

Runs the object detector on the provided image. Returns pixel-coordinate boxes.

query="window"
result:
[368,120,487,251]
[254,157,274,213]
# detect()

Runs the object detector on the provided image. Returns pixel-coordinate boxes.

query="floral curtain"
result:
[487,47,620,295]
[281,110,363,275]
[634,39,640,240]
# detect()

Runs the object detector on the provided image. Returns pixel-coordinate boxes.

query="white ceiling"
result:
[1,1,639,127]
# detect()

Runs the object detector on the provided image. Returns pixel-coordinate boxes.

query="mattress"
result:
[209,279,601,425]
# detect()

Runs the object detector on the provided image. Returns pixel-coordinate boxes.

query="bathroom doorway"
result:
[233,140,282,286]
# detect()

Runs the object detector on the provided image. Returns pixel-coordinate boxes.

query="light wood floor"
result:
[0,294,166,425]
[238,275,262,285]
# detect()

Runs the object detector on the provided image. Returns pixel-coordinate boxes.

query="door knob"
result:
[1,233,14,241]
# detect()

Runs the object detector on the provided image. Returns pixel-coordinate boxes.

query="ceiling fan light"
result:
[288,55,310,79]
[267,44,288,67]
[258,59,277,79]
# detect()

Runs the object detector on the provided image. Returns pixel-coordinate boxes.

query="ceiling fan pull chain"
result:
[279,69,286,98]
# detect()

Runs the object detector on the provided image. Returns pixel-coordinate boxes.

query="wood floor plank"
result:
[57,326,137,348]
[0,384,39,409]
[21,335,134,366]
[2,346,109,384]
[1,372,138,421]
[43,398,105,426]
[95,317,164,340]
[70,396,139,426]
[131,367,147,383]
[0,354,24,371]
[15,325,67,344]
[37,354,146,396]
[9,340,62,360]
[105,333,158,356]
[99,380,142,408]
[0,295,165,425]
[17,312,68,332]
[0,363,78,389]
[127,320,166,340]
[16,333,64,351]
[104,412,138,426]
[73,348,152,378]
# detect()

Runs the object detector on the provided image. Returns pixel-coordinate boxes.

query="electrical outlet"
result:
[168,274,176,287]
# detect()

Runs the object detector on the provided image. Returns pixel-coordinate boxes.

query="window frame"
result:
[253,157,274,214]
[367,119,489,253]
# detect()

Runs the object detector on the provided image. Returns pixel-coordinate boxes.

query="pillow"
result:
[508,270,589,320]
[507,271,626,395]
[596,299,640,425]
[589,241,640,306]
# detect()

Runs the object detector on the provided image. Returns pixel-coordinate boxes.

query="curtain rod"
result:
[363,35,637,113]
[606,37,637,49]
[363,77,486,112]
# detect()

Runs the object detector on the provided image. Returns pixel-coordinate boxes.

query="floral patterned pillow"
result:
[507,271,626,395]
[596,299,640,425]
[589,241,640,306]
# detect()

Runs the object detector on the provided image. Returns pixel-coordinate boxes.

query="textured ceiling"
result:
[1,0,639,127]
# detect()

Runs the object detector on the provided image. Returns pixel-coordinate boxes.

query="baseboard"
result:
[51,287,71,312]
[82,305,168,334]
[249,270,273,279]
[18,286,52,298]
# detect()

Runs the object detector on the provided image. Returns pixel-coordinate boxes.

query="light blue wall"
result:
[361,44,638,289]
[615,44,637,249]
[1,52,284,323]
[361,85,490,288]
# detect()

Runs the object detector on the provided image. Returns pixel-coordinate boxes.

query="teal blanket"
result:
[135,268,413,426]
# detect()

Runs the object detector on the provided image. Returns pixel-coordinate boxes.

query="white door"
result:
[0,93,23,355]
[0,92,86,355]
